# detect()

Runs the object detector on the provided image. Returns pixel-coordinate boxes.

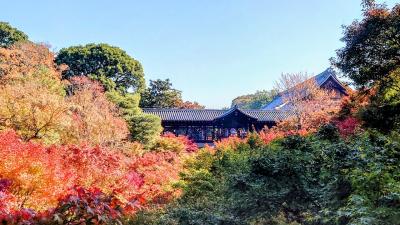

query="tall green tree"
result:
[140,79,183,108]
[0,22,28,48]
[55,43,164,145]
[55,43,145,94]
[333,2,400,88]
[333,2,400,132]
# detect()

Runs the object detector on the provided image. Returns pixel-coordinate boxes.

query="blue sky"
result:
[1,0,397,108]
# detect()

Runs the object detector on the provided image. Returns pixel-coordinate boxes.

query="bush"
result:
[0,130,188,218]
[247,132,264,149]
[317,123,340,141]
[150,130,400,225]
[128,113,162,149]
[51,187,125,224]
[155,132,198,153]
[335,117,361,137]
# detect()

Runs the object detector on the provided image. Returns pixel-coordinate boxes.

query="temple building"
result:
[143,107,294,144]
[143,68,348,144]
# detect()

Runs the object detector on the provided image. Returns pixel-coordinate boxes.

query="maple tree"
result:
[64,76,130,147]
[274,72,342,131]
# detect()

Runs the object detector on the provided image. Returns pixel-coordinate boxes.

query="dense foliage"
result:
[334,2,400,88]
[334,2,400,133]
[0,130,197,224]
[128,113,163,149]
[0,42,130,146]
[0,22,28,48]
[56,43,145,94]
[1,1,400,224]
[140,78,204,109]
[231,89,278,109]
[131,127,399,225]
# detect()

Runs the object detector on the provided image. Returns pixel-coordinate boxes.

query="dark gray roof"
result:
[143,108,294,122]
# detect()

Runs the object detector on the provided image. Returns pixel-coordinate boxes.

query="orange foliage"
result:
[214,136,245,150]
[0,43,130,147]
[0,42,63,82]
[64,76,129,147]
[156,132,198,153]
[0,130,188,213]
[176,101,205,109]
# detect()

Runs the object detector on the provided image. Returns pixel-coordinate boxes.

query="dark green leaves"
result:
[56,43,145,94]
[0,22,28,48]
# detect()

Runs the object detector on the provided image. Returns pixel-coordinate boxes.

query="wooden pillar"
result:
[212,125,215,141]
[202,126,206,141]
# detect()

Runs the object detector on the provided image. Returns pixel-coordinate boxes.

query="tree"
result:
[0,42,60,80]
[0,70,69,144]
[128,113,162,149]
[176,101,205,109]
[0,42,69,144]
[231,89,278,109]
[55,43,145,94]
[274,72,340,130]
[106,90,141,119]
[65,76,130,147]
[140,79,204,109]
[140,79,182,108]
[0,22,28,48]
[0,43,132,146]
[333,2,400,132]
[333,2,400,88]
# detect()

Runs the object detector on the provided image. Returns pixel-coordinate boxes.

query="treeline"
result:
[0,22,203,148]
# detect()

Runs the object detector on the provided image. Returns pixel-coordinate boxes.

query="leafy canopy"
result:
[140,79,182,108]
[56,43,145,94]
[231,89,278,109]
[333,2,400,87]
[334,2,400,132]
[128,113,163,149]
[0,22,28,48]
[140,78,204,109]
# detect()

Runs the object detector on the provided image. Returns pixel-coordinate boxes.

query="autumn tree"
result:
[274,72,341,130]
[0,42,61,80]
[0,43,132,146]
[333,1,400,132]
[54,43,164,140]
[0,22,28,48]
[65,77,130,147]
[333,1,399,88]
[0,43,69,144]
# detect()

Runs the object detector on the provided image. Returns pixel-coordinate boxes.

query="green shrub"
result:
[128,113,162,149]
[317,123,340,141]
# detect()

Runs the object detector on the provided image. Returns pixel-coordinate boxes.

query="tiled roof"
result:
[262,67,347,110]
[143,108,225,121]
[214,106,258,120]
[143,108,294,122]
